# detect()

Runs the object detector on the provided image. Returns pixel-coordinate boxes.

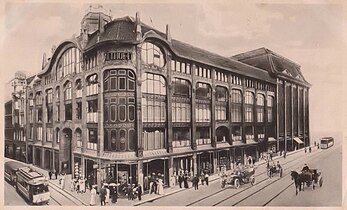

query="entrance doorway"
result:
[60,128,72,174]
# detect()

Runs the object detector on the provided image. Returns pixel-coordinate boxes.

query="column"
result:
[166,54,173,153]
[193,153,197,176]
[291,84,294,151]
[97,70,104,156]
[211,69,216,147]
[306,89,310,145]
[168,157,174,187]
[241,77,246,143]
[191,64,197,150]
[137,160,144,186]
[284,81,287,153]
[213,151,218,174]
[82,78,87,153]
[276,79,280,152]
[303,88,306,146]
[228,74,233,145]
[136,44,144,157]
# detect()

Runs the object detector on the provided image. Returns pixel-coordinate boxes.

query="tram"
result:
[5,161,26,185]
[320,137,334,149]
[15,167,50,205]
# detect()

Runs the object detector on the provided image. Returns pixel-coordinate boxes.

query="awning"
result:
[294,137,304,144]
[268,137,277,142]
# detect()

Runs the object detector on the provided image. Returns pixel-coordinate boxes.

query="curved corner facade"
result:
[5,9,310,193]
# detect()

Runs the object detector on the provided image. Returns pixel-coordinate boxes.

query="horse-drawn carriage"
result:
[267,163,283,178]
[221,166,256,189]
[290,168,323,195]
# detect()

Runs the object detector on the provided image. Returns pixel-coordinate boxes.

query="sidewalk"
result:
[23,146,314,206]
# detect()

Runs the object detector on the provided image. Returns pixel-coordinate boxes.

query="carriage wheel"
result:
[251,177,256,186]
[319,177,323,187]
[234,179,240,189]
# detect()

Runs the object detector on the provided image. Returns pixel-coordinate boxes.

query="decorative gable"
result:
[282,69,292,76]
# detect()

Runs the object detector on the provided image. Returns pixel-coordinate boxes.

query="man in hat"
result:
[137,183,142,201]
[100,184,107,206]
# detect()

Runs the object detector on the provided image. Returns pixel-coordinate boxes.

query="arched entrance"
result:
[60,128,72,174]
[216,126,230,143]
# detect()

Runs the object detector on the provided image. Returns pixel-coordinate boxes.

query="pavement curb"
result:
[49,179,89,206]
[133,147,312,206]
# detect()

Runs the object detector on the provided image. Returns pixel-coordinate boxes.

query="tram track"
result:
[211,146,337,206]
[186,148,319,206]
[48,182,87,206]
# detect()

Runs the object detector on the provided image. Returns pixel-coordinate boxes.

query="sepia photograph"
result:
[0,0,345,209]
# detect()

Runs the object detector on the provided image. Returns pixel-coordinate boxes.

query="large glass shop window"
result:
[141,42,165,67]
[141,73,166,123]
[267,95,274,123]
[104,129,136,152]
[56,47,82,80]
[257,94,265,123]
[231,89,242,122]
[172,78,191,122]
[245,91,254,122]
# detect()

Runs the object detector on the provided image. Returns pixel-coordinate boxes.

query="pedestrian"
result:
[105,184,110,204]
[144,176,149,191]
[205,173,209,186]
[269,153,273,161]
[283,151,286,159]
[60,173,66,189]
[131,184,136,200]
[127,184,132,200]
[137,183,142,201]
[48,171,52,180]
[111,183,118,203]
[178,171,183,188]
[149,173,156,194]
[90,185,97,206]
[193,175,199,190]
[309,146,312,153]
[158,177,164,195]
[183,173,189,188]
[317,143,320,149]
[200,172,205,185]
[100,184,107,206]
[79,176,86,193]
[54,170,58,180]
[70,177,75,192]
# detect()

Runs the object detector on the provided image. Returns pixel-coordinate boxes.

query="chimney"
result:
[135,12,142,41]
[166,24,171,43]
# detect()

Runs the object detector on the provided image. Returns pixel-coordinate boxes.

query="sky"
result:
[0,0,346,140]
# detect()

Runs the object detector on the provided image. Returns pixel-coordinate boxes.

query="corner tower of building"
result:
[80,5,112,47]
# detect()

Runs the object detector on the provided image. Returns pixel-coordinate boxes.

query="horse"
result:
[291,170,315,195]
[290,170,304,195]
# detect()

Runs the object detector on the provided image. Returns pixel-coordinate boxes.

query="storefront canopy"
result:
[294,137,304,144]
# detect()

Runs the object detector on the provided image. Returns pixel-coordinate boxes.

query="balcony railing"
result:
[87,142,97,150]
[87,112,98,123]
[173,140,191,148]
[87,84,99,96]
[232,135,242,141]
[196,138,211,145]
[245,135,254,140]
[258,134,265,139]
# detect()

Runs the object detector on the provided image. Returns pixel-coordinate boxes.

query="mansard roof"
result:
[84,16,276,83]
[232,48,311,87]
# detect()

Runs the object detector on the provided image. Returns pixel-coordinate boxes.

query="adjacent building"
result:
[4,6,311,193]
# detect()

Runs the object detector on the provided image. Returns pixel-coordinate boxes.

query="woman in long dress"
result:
[90,185,97,206]
[105,185,110,204]
[158,178,164,195]
[79,177,86,193]
[61,174,66,189]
